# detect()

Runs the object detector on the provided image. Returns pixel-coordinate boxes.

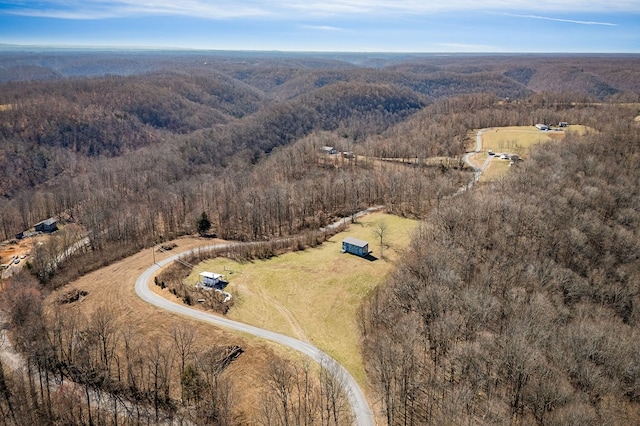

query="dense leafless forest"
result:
[362,125,640,424]
[1,51,639,424]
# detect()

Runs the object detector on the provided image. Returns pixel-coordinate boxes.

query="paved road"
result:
[135,244,375,426]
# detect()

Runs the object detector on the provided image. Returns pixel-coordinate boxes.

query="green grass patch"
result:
[186,212,419,386]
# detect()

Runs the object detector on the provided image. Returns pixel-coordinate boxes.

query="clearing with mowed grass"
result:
[185,212,419,386]
[475,125,591,181]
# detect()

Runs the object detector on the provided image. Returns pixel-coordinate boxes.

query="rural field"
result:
[481,124,590,155]
[186,212,419,385]
[40,236,286,419]
[472,125,591,181]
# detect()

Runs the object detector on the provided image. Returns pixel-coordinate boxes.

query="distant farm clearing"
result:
[473,124,591,181]
[185,212,419,386]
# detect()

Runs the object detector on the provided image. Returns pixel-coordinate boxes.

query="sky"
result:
[0,1,638,52]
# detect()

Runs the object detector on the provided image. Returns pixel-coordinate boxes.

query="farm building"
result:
[34,218,57,233]
[320,146,337,155]
[342,237,371,257]
[199,271,226,289]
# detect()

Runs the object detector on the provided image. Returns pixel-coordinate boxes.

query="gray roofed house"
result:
[198,271,226,289]
[34,218,57,233]
[320,146,337,155]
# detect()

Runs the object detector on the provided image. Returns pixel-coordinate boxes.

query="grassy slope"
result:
[476,125,591,182]
[481,125,591,154]
[187,212,419,385]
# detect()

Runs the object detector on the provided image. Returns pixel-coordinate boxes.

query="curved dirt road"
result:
[458,128,491,195]
[135,244,375,426]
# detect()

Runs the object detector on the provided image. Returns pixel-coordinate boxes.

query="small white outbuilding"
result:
[199,271,225,288]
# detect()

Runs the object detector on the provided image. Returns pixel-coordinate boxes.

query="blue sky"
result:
[0,1,638,52]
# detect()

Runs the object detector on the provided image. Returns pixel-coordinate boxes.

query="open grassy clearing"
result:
[476,125,591,182]
[481,125,590,156]
[481,158,512,181]
[187,212,419,386]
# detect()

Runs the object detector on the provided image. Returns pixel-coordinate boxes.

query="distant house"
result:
[342,237,370,257]
[198,271,226,289]
[34,218,57,233]
[559,121,568,127]
[320,146,337,155]
[535,124,550,131]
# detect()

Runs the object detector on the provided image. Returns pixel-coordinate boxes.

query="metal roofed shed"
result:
[342,237,371,257]
[198,271,226,289]
[34,218,58,233]
[320,146,338,154]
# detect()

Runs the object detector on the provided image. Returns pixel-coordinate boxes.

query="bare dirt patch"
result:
[1,238,34,265]
[0,235,43,279]
[56,288,88,304]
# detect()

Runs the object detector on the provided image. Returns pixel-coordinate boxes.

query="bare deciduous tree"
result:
[373,219,388,259]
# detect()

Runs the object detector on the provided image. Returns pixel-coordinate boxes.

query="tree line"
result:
[3,91,629,292]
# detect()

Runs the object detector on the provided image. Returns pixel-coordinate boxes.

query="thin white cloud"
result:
[4,1,270,19]
[506,13,618,26]
[300,25,347,32]
[5,10,113,20]
[274,1,640,15]
[2,0,639,20]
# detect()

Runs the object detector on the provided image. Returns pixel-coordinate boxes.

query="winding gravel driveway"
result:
[136,246,375,425]
[456,128,490,194]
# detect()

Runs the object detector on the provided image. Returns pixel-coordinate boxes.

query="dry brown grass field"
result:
[43,236,283,420]
[42,211,417,422]
[187,212,419,387]
[474,125,592,182]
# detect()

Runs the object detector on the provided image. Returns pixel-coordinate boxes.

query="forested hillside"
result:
[1,53,639,287]
[1,51,640,425]
[362,109,640,424]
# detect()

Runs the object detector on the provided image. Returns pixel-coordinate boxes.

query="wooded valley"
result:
[0,51,639,425]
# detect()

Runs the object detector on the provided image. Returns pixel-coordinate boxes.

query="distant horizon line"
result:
[0,43,638,56]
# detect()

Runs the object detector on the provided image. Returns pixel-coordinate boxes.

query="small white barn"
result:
[320,146,337,155]
[199,271,225,288]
